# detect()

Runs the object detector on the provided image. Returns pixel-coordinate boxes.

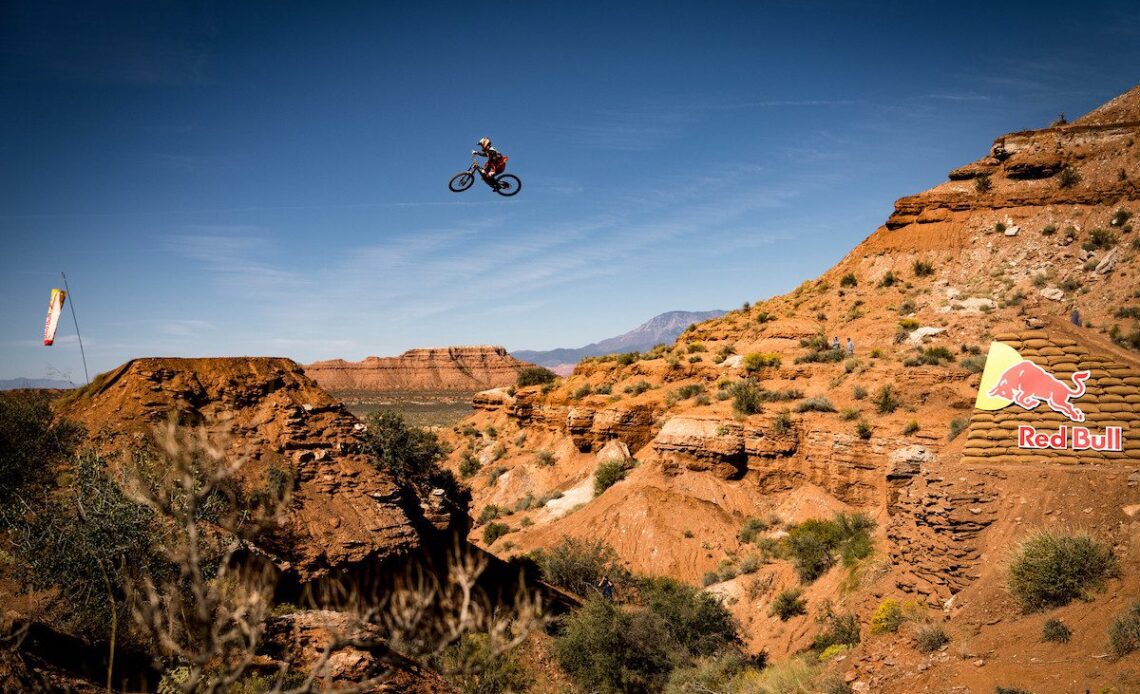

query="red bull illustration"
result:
[974,341,1124,453]
[987,360,1090,422]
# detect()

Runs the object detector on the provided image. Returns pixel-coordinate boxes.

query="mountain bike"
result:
[448,156,521,196]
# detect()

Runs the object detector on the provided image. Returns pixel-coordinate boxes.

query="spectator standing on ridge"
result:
[832,336,841,351]
[846,337,854,356]
[1071,309,1082,327]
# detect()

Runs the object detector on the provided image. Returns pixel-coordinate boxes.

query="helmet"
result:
[478,137,491,148]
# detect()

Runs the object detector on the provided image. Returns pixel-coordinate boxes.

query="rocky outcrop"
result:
[57,357,446,579]
[305,346,531,392]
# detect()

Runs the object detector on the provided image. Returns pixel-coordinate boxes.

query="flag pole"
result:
[60,272,90,385]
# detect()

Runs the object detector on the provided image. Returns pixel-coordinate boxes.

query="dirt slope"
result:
[441,86,1140,691]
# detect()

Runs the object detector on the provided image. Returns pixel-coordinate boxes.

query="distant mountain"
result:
[513,310,725,372]
[0,378,76,391]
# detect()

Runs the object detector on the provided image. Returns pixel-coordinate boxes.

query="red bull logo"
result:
[987,360,1090,422]
[975,341,1125,453]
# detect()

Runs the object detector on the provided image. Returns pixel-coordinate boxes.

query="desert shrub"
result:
[839,273,857,287]
[459,452,481,478]
[533,449,556,467]
[1058,165,1081,188]
[811,607,860,652]
[596,383,614,394]
[994,688,1034,694]
[624,380,652,395]
[364,410,457,497]
[731,381,764,416]
[994,221,1007,234]
[840,407,860,421]
[903,420,919,435]
[962,355,986,373]
[701,572,719,587]
[573,384,593,399]
[794,396,836,413]
[687,342,707,353]
[1041,224,1056,236]
[1115,307,1140,320]
[905,346,956,367]
[594,460,631,496]
[855,421,872,440]
[1007,531,1117,612]
[872,385,901,414]
[516,366,556,387]
[8,455,173,639]
[1083,227,1117,251]
[534,537,629,597]
[878,271,898,288]
[773,410,794,434]
[770,588,807,620]
[794,348,844,365]
[914,625,949,653]
[913,260,934,277]
[675,383,706,400]
[755,311,774,324]
[436,632,532,694]
[556,580,739,694]
[615,352,641,366]
[482,522,510,545]
[739,516,776,544]
[948,418,968,440]
[785,513,874,583]
[662,652,755,694]
[1112,208,1132,226]
[852,386,867,400]
[486,465,507,485]
[974,173,992,192]
[738,555,761,574]
[898,318,920,331]
[1109,600,1140,657]
[1042,618,1071,643]
[478,505,503,524]
[744,352,782,371]
[870,599,905,634]
[0,392,84,511]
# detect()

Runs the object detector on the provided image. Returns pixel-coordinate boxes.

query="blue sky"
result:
[2,1,1138,382]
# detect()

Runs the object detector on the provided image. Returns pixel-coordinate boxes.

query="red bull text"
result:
[1017,425,1123,452]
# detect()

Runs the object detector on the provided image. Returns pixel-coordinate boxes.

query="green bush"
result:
[852,386,867,400]
[840,407,860,421]
[898,318,920,331]
[1112,208,1132,226]
[1007,531,1117,612]
[811,607,860,652]
[478,504,503,524]
[914,624,949,653]
[615,352,641,366]
[731,381,764,416]
[872,385,901,414]
[624,380,652,395]
[534,536,630,597]
[794,396,836,413]
[840,273,857,287]
[870,599,905,634]
[1083,228,1117,251]
[459,452,482,478]
[738,517,770,544]
[364,410,458,497]
[773,410,794,434]
[913,260,934,277]
[744,352,782,371]
[594,460,631,496]
[962,355,986,373]
[1042,224,1057,236]
[436,632,532,694]
[770,588,807,620]
[1042,618,1071,644]
[1109,600,1140,657]
[0,392,84,511]
[482,521,510,545]
[903,420,919,435]
[675,383,706,400]
[784,513,874,583]
[948,418,968,440]
[573,384,593,399]
[878,271,898,288]
[535,449,555,467]
[855,421,872,440]
[556,580,739,694]
[974,173,992,192]
[1058,165,1081,188]
[516,366,557,387]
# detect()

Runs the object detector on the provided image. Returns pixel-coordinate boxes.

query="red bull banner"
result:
[975,341,1123,452]
[43,288,66,346]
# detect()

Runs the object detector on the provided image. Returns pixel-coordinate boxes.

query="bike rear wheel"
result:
[494,174,521,197]
[449,172,475,192]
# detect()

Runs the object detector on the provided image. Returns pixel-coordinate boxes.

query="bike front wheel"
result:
[494,174,521,197]
[449,171,475,192]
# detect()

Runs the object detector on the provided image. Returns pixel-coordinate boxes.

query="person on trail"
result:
[473,137,508,188]
[832,336,841,351]
[598,575,614,600]
[846,337,854,356]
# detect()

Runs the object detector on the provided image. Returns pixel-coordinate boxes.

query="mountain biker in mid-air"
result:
[473,137,508,189]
